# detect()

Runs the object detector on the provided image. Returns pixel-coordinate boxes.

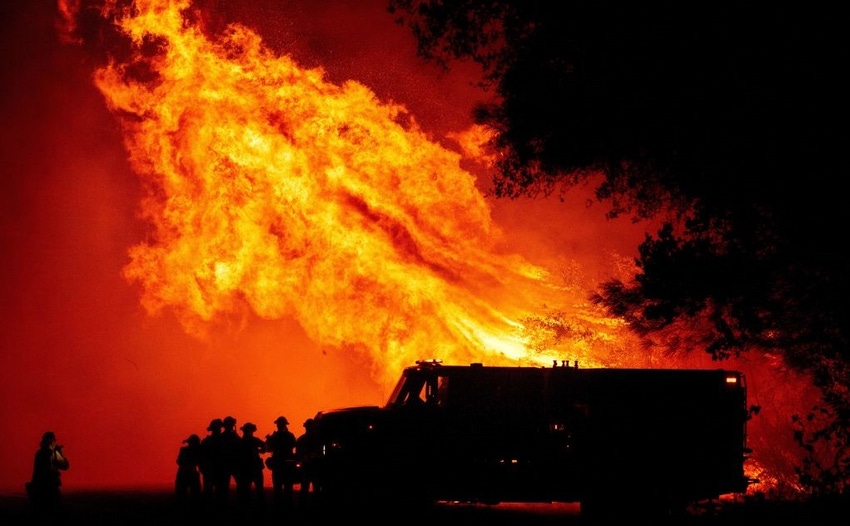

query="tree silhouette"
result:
[389,0,849,496]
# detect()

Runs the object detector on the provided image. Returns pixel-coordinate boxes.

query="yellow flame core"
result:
[94,0,624,383]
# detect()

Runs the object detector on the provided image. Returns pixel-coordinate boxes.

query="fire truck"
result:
[306,360,752,515]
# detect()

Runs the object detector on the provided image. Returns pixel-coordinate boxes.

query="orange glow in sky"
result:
[0,0,820,494]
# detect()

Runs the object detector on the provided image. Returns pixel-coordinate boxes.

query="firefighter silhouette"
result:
[235,422,267,507]
[265,415,297,508]
[175,434,202,506]
[199,418,224,502]
[295,417,321,506]
[26,431,69,516]
[219,415,241,505]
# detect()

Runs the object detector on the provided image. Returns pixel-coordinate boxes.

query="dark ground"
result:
[0,488,844,525]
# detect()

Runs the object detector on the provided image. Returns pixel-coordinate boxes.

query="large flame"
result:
[69,0,634,385]
[42,0,822,497]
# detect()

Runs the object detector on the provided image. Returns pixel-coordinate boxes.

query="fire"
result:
[63,0,634,386]
[44,0,823,498]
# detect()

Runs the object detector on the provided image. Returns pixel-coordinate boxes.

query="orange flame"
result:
[72,0,638,386]
[48,0,821,496]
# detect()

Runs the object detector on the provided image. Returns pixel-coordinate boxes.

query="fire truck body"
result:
[309,361,751,513]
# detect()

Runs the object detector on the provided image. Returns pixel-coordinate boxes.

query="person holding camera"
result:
[27,430,70,515]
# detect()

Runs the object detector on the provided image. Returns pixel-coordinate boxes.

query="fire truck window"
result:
[424,376,447,406]
[436,376,448,406]
[387,374,408,407]
[405,386,425,406]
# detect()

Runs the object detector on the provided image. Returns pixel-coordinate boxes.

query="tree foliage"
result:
[389,0,849,496]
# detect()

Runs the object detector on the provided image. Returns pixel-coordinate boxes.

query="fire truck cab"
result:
[308,360,751,515]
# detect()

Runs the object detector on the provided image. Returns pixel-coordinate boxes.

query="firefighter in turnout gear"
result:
[265,416,297,508]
